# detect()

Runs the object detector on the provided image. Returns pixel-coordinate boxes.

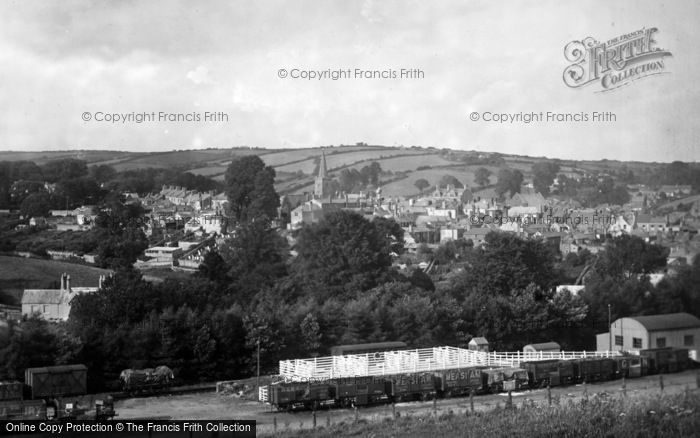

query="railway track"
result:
[111,382,217,400]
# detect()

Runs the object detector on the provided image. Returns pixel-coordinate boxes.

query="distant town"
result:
[0,145,699,395]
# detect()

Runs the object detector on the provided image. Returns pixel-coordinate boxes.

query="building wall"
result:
[605,317,700,360]
[649,328,700,351]
[22,303,61,320]
[609,318,648,351]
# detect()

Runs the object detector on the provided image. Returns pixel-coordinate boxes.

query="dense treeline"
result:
[4,214,696,389]
[0,158,222,211]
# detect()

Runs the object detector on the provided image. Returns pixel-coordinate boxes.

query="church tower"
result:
[314,149,331,199]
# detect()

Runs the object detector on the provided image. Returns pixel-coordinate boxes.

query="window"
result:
[614,335,623,346]
[633,338,642,349]
[684,335,694,347]
[656,338,666,348]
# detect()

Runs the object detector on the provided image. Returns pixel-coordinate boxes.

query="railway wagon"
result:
[386,372,437,401]
[612,355,648,378]
[671,348,690,372]
[0,382,23,401]
[523,360,574,387]
[571,358,615,383]
[482,368,506,393]
[639,348,689,374]
[502,368,529,391]
[0,399,46,420]
[332,376,388,407]
[24,365,87,400]
[435,367,482,397]
[120,365,174,392]
[269,382,332,411]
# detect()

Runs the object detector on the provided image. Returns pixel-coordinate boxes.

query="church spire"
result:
[318,148,328,178]
[314,148,330,199]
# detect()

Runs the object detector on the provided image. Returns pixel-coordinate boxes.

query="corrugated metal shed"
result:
[629,313,700,332]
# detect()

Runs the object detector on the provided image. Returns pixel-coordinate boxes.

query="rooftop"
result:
[626,312,700,332]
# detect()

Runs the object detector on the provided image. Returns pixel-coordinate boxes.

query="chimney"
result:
[65,275,71,291]
[60,273,66,290]
[98,275,104,289]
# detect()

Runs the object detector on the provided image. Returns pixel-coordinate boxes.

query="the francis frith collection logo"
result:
[563,27,672,92]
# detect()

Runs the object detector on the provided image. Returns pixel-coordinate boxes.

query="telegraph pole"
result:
[608,304,612,352]
[256,338,261,398]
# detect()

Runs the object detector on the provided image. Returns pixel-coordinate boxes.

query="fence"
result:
[278,346,621,381]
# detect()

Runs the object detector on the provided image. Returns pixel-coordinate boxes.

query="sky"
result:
[0,0,698,162]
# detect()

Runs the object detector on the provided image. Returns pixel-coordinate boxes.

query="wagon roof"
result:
[25,364,87,374]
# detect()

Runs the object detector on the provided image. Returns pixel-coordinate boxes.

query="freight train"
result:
[0,364,113,420]
[266,347,692,411]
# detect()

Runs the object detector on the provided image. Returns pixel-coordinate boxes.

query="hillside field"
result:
[0,146,673,198]
[0,255,111,305]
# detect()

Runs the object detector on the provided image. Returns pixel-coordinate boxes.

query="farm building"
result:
[597,312,700,361]
[468,337,489,352]
[21,273,104,321]
[523,342,561,353]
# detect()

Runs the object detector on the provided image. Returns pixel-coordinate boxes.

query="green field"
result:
[378,165,503,197]
[0,255,112,304]
[0,150,127,164]
[275,148,427,174]
[344,154,453,173]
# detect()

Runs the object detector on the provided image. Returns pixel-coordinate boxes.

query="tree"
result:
[0,317,60,380]
[372,216,405,255]
[219,218,288,301]
[94,200,148,269]
[439,175,464,188]
[300,313,322,355]
[90,164,117,184]
[292,210,395,298]
[474,167,491,187]
[41,159,88,182]
[532,162,560,196]
[495,168,523,197]
[449,231,558,299]
[19,192,51,218]
[224,156,279,223]
[653,254,700,316]
[197,250,230,283]
[360,162,382,187]
[597,234,668,280]
[414,178,430,191]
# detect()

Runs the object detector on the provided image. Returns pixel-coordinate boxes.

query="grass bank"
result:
[264,390,700,437]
